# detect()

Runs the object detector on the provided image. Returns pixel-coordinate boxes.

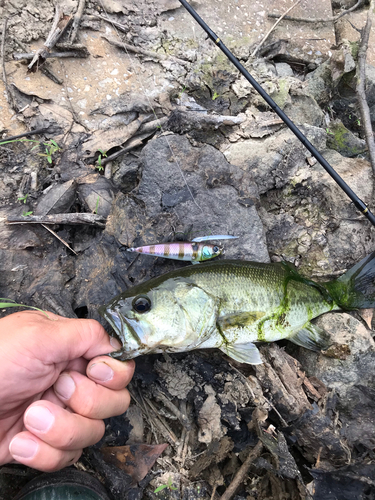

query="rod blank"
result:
[178,0,375,227]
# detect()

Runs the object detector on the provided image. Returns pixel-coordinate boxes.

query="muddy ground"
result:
[1,0,375,499]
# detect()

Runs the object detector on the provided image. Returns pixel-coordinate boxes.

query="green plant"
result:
[178,85,186,98]
[22,210,33,217]
[96,149,108,171]
[94,195,100,214]
[18,194,28,204]
[212,91,220,101]
[0,138,61,164]
[154,477,178,494]
[0,298,51,319]
[38,139,61,164]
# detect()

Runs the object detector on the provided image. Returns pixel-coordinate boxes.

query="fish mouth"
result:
[100,307,123,338]
[101,307,144,348]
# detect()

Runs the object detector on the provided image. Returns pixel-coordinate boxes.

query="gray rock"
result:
[283,94,324,127]
[224,125,327,195]
[275,62,294,77]
[294,312,375,450]
[306,60,333,106]
[137,134,269,262]
[326,119,367,157]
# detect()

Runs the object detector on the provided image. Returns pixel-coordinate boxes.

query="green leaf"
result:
[0,299,52,319]
[153,485,167,493]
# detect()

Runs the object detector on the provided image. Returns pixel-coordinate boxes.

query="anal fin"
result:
[289,322,331,352]
[220,342,262,365]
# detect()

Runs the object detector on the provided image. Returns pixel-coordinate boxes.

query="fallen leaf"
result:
[101,443,168,485]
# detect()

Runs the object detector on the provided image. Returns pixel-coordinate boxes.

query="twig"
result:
[41,224,78,255]
[7,213,106,227]
[101,35,190,68]
[356,0,375,175]
[100,137,143,166]
[14,50,89,61]
[252,0,302,57]
[28,6,72,71]
[92,13,128,33]
[1,17,15,110]
[218,441,263,500]
[267,0,365,23]
[0,128,49,142]
[155,390,191,429]
[143,397,179,446]
[69,0,85,44]
[100,118,169,166]
[40,64,64,85]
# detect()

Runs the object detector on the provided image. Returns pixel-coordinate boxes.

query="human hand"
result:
[0,310,134,471]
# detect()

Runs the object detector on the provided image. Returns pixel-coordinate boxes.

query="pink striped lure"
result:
[126,235,238,264]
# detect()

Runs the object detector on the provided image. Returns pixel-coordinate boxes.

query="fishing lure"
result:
[126,235,238,264]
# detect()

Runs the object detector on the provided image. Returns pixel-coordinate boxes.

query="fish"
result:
[126,235,238,264]
[100,252,375,365]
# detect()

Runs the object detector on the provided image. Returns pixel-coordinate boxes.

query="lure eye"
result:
[213,246,220,253]
[132,296,151,314]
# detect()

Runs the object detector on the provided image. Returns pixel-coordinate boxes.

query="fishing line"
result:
[178,0,375,227]
[97,0,202,212]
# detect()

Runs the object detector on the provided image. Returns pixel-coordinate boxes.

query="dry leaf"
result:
[101,443,168,484]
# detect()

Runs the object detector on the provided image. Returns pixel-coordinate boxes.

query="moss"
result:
[326,121,366,156]
[349,41,359,60]
[270,79,290,109]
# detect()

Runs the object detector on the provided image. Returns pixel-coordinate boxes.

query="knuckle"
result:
[78,395,98,418]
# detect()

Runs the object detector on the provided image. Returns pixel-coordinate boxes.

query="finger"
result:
[9,431,82,472]
[5,311,122,363]
[66,357,88,374]
[54,371,131,419]
[87,357,135,390]
[23,401,104,450]
[41,387,67,408]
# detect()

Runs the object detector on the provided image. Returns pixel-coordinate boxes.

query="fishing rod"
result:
[178,0,375,227]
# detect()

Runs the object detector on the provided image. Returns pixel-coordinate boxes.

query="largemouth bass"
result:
[100,253,375,364]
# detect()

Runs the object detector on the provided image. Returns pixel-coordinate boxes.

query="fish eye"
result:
[213,246,220,253]
[132,296,151,314]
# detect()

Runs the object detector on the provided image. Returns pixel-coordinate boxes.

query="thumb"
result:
[3,311,121,364]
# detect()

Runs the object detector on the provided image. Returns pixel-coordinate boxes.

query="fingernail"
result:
[25,405,54,432]
[110,336,122,350]
[89,362,114,382]
[10,436,38,459]
[54,374,76,400]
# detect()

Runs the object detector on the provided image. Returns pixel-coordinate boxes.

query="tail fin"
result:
[326,251,375,309]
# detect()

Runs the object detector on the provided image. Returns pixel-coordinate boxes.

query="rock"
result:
[294,312,375,450]
[326,119,367,157]
[306,60,333,106]
[283,94,324,127]
[137,134,269,262]
[332,0,359,6]
[275,62,294,77]
[224,125,327,195]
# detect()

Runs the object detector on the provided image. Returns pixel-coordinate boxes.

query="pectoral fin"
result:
[289,322,331,352]
[220,342,262,365]
[217,311,265,330]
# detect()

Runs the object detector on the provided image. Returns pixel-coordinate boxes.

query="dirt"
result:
[1,0,375,499]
